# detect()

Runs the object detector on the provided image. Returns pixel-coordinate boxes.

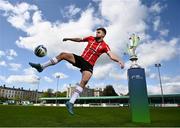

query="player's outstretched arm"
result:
[107,51,125,69]
[63,38,82,42]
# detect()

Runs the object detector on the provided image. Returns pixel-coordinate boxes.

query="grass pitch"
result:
[0,105,179,127]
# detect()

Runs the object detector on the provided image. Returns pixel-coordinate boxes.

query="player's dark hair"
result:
[96,27,106,35]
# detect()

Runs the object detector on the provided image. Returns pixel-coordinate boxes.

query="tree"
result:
[102,85,118,96]
[14,95,21,103]
[0,97,8,102]
[56,91,67,97]
[41,89,54,97]
[23,95,31,101]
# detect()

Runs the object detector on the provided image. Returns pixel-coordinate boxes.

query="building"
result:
[81,86,94,97]
[66,84,76,97]
[94,88,103,97]
[67,84,94,97]
[0,85,43,102]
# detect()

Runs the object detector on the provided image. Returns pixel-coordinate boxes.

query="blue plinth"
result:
[128,68,150,123]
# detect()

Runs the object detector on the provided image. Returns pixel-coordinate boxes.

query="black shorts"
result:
[72,54,93,73]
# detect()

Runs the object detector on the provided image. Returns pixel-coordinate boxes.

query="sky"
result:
[0,0,180,95]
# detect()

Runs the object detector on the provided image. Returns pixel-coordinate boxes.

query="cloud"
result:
[0,50,5,57]
[161,75,180,83]
[93,63,127,80]
[160,29,169,36]
[139,68,180,95]
[7,10,30,30]
[0,0,38,30]
[58,83,70,92]
[147,82,180,95]
[0,60,7,67]
[145,69,157,79]
[62,4,81,18]
[153,16,160,31]
[149,2,163,14]
[9,63,21,71]
[146,69,180,84]
[93,63,113,79]
[65,62,78,71]
[15,7,97,57]
[150,3,169,37]
[112,82,180,95]
[111,84,128,95]
[110,69,127,80]
[7,49,17,56]
[6,75,39,84]
[43,76,53,83]
[0,0,156,63]
[0,0,37,13]
[4,67,39,85]
[23,67,37,75]
[53,72,68,79]
[100,0,148,54]
[0,75,6,81]
[0,49,17,60]
[137,38,179,68]
[6,49,18,60]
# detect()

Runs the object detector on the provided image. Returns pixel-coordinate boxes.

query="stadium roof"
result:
[40,94,180,100]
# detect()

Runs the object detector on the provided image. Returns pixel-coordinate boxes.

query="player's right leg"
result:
[29,52,75,72]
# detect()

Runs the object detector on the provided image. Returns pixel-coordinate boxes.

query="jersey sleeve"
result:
[81,36,93,42]
[104,43,111,53]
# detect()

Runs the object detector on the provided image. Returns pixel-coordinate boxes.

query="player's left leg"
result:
[29,52,75,72]
[66,71,92,115]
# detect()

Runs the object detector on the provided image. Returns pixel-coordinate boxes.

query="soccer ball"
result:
[34,45,47,57]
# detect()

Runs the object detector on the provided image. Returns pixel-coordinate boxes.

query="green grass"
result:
[0,105,179,127]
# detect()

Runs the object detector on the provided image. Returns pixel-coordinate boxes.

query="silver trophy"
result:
[127,34,140,68]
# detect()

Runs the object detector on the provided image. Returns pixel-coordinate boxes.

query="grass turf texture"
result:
[0,105,179,127]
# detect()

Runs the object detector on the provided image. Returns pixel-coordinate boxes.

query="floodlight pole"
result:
[155,63,164,106]
[36,77,40,104]
[55,75,60,105]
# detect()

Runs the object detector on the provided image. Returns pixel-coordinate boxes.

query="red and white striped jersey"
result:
[81,36,111,66]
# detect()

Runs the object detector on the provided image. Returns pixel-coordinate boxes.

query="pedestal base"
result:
[128,68,151,123]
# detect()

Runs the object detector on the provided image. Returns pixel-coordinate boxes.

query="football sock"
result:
[69,86,83,104]
[41,57,58,69]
